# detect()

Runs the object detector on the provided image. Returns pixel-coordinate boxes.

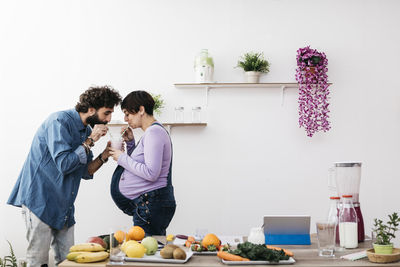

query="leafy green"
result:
[373,212,400,245]
[207,245,217,251]
[150,93,165,115]
[0,241,17,267]
[236,52,270,73]
[229,242,289,262]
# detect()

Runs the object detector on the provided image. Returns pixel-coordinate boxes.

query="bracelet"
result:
[86,137,95,147]
[82,142,90,155]
[98,153,108,164]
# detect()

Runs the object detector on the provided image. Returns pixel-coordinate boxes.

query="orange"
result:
[127,226,145,241]
[202,233,221,248]
[114,230,126,244]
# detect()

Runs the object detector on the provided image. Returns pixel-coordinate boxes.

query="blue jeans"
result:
[131,186,176,236]
[111,166,176,236]
[22,205,74,267]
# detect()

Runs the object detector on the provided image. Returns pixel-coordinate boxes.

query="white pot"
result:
[245,71,261,83]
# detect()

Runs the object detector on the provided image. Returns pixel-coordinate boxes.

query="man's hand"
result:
[90,124,108,142]
[121,127,134,142]
[102,141,112,158]
[109,147,124,161]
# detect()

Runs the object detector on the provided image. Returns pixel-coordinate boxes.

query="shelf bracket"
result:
[205,86,210,107]
[280,85,286,106]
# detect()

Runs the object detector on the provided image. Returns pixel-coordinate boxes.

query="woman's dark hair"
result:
[75,86,122,112]
[121,90,155,116]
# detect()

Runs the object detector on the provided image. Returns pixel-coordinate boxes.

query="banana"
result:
[66,251,86,261]
[69,243,105,252]
[75,251,109,263]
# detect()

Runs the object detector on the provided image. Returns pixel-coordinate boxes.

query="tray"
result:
[366,248,400,263]
[124,250,193,264]
[193,251,217,255]
[222,257,295,265]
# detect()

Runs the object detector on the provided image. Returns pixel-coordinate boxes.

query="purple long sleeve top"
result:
[117,123,172,200]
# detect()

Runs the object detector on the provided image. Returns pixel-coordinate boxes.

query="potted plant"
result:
[295,46,330,137]
[0,241,17,267]
[236,52,270,83]
[372,212,400,254]
[150,93,165,116]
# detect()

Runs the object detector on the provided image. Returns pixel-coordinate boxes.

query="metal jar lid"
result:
[334,162,362,167]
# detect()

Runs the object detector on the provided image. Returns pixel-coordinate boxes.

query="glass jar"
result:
[191,107,201,123]
[338,195,358,249]
[174,107,184,123]
[248,227,265,245]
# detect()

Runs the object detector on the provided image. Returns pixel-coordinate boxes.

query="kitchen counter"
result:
[59,235,400,267]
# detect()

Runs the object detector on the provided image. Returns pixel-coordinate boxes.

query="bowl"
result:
[366,248,400,263]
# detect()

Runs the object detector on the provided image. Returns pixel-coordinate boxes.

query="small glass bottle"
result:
[174,107,184,123]
[338,195,358,249]
[191,107,201,123]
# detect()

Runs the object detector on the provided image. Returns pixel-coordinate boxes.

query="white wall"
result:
[1,0,400,262]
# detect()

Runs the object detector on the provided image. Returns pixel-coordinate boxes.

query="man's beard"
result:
[86,112,107,128]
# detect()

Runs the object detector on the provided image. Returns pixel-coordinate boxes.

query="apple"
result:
[86,236,107,249]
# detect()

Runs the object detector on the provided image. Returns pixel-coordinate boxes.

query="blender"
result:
[330,162,365,242]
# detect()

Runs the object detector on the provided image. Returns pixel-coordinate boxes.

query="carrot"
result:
[188,236,195,242]
[217,251,250,261]
[185,240,192,248]
[266,245,294,257]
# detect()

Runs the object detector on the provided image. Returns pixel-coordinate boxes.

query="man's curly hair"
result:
[75,86,122,112]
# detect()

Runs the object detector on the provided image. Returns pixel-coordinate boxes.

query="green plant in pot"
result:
[0,241,18,267]
[372,212,400,254]
[236,52,270,83]
[150,93,165,116]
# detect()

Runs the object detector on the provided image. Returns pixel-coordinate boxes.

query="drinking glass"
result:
[316,221,336,257]
[109,232,124,264]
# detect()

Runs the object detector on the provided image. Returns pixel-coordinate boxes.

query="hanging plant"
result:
[295,46,330,137]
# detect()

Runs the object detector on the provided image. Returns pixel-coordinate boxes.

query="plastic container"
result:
[248,227,265,245]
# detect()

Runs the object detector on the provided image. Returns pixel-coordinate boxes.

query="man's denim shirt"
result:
[8,109,93,230]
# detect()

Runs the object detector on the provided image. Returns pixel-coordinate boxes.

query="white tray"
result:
[222,257,295,265]
[193,251,217,255]
[124,250,193,264]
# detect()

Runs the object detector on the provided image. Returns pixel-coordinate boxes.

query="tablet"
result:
[263,215,311,245]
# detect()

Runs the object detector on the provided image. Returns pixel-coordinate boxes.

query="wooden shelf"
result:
[174,82,301,89]
[108,122,207,130]
[174,82,332,106]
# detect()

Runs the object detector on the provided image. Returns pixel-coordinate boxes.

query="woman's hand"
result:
[121,126,134,142]
[109,147,124,161]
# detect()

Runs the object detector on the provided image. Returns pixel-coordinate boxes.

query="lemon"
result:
[125,243,147,258]
[121,240,139,253]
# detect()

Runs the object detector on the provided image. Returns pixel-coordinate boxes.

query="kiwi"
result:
[173,248,186,260]
[165,244,179,250]
[160,246,175,259]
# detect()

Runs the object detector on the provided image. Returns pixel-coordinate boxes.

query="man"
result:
[7,86,122,267]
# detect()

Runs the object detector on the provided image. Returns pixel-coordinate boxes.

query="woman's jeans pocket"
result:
[133,190,176,235]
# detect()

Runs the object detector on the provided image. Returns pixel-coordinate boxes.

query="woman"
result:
[109,91,176,235]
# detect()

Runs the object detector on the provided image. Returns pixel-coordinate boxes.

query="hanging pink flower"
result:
[295,46,331,137]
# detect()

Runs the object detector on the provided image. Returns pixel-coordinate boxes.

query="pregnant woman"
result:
[109,90,176,235]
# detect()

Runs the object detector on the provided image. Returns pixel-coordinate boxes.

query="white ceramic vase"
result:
[245,71,261,83]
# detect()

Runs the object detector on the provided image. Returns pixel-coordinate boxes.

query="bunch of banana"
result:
[67,243,109,263]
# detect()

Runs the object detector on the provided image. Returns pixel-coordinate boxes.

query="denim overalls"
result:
[110,123,176,235]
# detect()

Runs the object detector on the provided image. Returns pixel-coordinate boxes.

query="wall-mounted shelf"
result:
[108,121,207,132]
[174,82,332,106]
